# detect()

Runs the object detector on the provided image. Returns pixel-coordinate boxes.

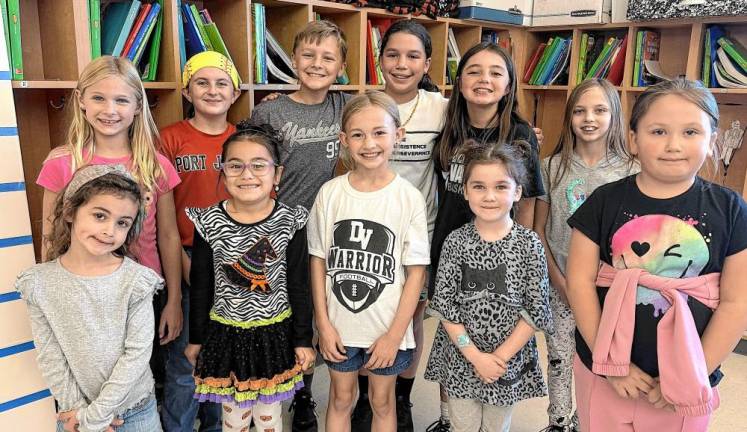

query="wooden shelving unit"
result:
[517,16,747,203]
[10,1,747,256]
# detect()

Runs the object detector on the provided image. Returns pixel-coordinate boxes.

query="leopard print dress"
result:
[424,222,553,406]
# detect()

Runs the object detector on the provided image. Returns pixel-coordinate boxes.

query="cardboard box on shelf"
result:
[532,0,611,27]
[458,0,533,25]
[612,0,628,23]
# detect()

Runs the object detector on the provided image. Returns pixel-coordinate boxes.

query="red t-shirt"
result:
[159,120,234,247]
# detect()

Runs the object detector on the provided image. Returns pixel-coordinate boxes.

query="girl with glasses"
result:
[183,124,315,432]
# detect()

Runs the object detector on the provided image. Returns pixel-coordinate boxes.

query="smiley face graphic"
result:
[610,214,709,316]
[611,214,709,278]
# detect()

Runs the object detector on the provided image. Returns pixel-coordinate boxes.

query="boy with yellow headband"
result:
[159,50,241,432]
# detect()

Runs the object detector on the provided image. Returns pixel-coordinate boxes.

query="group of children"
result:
[15,16,747,432]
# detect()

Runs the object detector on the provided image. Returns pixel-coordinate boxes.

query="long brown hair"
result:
[547,79,629,191]
[436,42,525,171]
[45,173,145,261]
[379,20,438,92]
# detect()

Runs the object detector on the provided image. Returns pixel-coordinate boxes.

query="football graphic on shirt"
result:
[327,219,396,313]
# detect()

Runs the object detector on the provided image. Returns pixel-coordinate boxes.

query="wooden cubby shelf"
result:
[8,1,747,255]
[11,81,79,89]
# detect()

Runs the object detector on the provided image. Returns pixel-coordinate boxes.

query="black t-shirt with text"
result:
[429,119,543,298]
[568,175,747,385]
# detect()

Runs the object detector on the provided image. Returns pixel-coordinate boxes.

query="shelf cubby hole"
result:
[314,6,364,86]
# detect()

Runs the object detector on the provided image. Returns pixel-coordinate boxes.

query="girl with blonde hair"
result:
[37,55,184,346]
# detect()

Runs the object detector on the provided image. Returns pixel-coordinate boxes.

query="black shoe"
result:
[396,395,414,432]
[425,418,450,432]
[351,394,373,431]
[289,391,318,432]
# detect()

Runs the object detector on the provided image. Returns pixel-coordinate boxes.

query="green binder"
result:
[7,0,21,79]
[703,29,711,87]
[89,0,101,58]
[204,22,231,61]
[144,0,163,81]
[189,4,212,51]
[577,33,588,85]
[718,36,747,73]
[632,30,643,87]
[530,37,557,85]
[1,0,11,70]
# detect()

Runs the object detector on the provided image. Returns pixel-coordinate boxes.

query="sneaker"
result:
[425,418,451,432]
[289,391,318,432]
[351,394,373,431]
[396,395,414,432]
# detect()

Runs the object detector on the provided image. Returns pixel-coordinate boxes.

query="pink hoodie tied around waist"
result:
[592,263,721,417]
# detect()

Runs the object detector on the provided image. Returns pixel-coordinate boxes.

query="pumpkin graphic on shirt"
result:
[609,214,709,316]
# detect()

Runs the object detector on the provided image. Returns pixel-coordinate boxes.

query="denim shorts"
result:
[56,394,162,432]
[325,346,414,376]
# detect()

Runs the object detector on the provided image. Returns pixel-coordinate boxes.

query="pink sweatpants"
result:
[573,356,716,432]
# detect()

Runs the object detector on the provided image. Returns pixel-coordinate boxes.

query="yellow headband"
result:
[182,51,241,90]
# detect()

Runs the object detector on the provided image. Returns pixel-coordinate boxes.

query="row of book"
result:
[577,33,627,86]
[0,0,163,81]
[366,19,393,85]
[181,2,231,63]
[251,6,353,85]
[252,3,268,84]
[446,28,460,85]
[523,35,571,86]
[1,1,21,79]
[98,1,163,81]
[482,30,511,53]
[632,30,665,87]
[702,26,747,89]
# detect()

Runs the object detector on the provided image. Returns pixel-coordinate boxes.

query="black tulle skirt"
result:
[193,316,303,407]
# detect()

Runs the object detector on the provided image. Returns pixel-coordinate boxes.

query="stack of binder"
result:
[99,0,164,81]
[703,25,747,89]
[2,0,23,80]
[577,32,628,86]
[523,35,571,86]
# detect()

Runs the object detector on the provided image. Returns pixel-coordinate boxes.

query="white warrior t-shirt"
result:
[308,173,430,350]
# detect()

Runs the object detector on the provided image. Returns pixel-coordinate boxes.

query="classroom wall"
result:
[0,14,57,432]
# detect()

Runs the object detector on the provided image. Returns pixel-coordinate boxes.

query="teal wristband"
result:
[456,333,471,348]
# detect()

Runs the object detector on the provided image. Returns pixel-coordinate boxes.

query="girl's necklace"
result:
[399,92,420,144]
[401,92,420,128]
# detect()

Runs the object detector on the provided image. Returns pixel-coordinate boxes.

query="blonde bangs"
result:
[65,56,164,191]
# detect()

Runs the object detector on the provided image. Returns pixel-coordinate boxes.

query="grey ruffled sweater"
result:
[16,257,162,432]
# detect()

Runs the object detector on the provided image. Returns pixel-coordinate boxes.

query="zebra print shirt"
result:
[187,201,308,325]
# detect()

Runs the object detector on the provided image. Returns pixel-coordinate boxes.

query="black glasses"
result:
[222,160,275,177]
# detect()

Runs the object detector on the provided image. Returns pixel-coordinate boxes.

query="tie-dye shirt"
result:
[568,175,747,385]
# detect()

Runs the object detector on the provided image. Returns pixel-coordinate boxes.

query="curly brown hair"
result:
[45,173,145,262]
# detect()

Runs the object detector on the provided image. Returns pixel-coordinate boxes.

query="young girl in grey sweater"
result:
[17,165,163,432]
